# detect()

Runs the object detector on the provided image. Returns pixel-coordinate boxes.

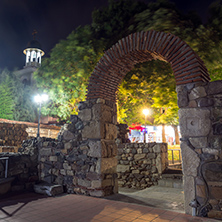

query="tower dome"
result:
[23,31,44,68]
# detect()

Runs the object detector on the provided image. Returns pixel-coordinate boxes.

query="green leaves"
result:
[34,25,103,121]
[0,70,14,120]
[34,0,222,124]
[117,60,178,126]
[0,69,36,121]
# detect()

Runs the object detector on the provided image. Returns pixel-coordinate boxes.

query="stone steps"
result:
[158,168,183,189]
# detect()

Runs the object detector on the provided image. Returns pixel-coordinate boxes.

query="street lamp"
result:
[143,109,149,143]
[34,93,48,137]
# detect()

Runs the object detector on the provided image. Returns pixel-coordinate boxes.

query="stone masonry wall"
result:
[117,143,168,189]
[37,99,118,197]
[177,80,222,219]
[28,99,167,197]
[0,139,39,192]
[0,122,28,152]
[0,119,60,153]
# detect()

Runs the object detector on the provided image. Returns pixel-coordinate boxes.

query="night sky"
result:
[0,0,217,71]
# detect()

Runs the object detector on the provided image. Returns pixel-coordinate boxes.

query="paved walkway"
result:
[0,192,219,222]
[106,186,184,213]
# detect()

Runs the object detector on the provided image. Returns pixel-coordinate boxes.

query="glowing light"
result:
[143,109,149,116]
[34,94,48,103]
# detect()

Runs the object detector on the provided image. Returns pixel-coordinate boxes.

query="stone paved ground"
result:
[105,186,184,213]
[0,191,219,222]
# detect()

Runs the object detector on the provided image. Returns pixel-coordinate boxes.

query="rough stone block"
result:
[202,148,219,156]
[189,86,207,100]
[64,142,72,150]
[176,85,189,108]
[117,165,130,173]
[213,94,222,107]
[34,182,63,197]
[181,141,200,177]
[91,180,101,189]
[88,140,102,158]
[101,140,117,157]
[82,121,105,139]
[78,179,91,188]
[105,123,117,140]
[189,137,208,149]
[179,108,211,137]
[40,148,52,156]
[63,162,71,170]
[184,175,195,215]
[60,169,66,175]
[96,157,117,174]
[207,80,222,95]
[134,154,146,161]
[208,210,222,219]
[209,136,222,150]
[63,131,75,141]
[196,184,206,198]
[153,144,161,153]
[188,100,197,108]
[147,153,156,159]
[92,104,112,122]
[78,108,92,122]
[210,187,222,199]
[197,98,214,107]
[49,156,57,162]
[89,190,104,197]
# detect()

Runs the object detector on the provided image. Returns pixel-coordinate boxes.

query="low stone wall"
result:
[0,140,39,192]
[117,143,168,189]
[19,136,168,195]
[0,119,61,153]
[0,122,28,147]
[26,125,60,138]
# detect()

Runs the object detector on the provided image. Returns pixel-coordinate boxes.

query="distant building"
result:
[13,33,57,125]
[14,34,44,86]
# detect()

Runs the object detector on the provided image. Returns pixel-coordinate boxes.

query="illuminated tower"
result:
[23,30,44,68]
[14,30,44,85]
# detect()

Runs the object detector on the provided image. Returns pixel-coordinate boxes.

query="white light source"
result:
[34,94,48,103]
[143,109,149,116]
[34,93,48,137]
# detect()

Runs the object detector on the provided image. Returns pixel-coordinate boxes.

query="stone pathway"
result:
[0,191,219,222]
[105,186,184,212]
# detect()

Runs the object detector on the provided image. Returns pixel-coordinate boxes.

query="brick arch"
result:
[87,30,210,101]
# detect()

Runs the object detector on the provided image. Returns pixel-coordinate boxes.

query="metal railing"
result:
[0,157,9,178]
[168,149,181,165]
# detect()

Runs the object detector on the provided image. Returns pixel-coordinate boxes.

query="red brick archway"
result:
[87,30,210,101]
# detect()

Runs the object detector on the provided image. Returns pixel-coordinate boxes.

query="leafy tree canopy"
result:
[0,69,36,121]
[34,25,103,121]
[34,0,222,126]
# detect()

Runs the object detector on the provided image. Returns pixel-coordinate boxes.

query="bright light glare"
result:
[34,94,48,103]
[143,109,149,116]
[41,94,48,102]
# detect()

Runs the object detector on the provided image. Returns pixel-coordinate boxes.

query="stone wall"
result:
[177,80,222,219]
[0,122,28,147]
[0,119,61,153]
[36,99,118,197]
[0,139,39,192]
[117,142,168,189]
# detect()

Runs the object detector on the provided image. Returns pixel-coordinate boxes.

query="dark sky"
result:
[0,0,217,71]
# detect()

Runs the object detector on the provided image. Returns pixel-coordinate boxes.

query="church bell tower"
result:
[23,30,44,68]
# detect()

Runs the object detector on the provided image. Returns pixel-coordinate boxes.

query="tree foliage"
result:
[34,0,222,126]
[34,25,103,120]
[0,69,15,120]
[0,69,36,121]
